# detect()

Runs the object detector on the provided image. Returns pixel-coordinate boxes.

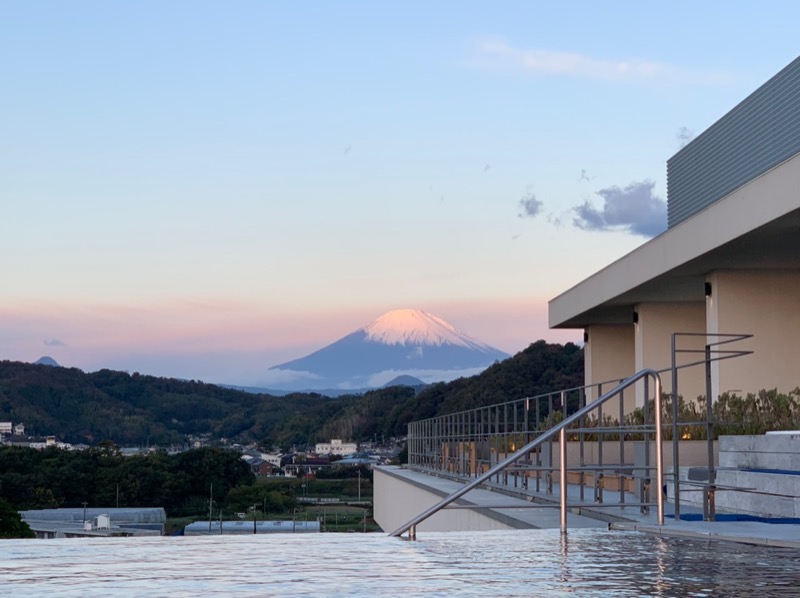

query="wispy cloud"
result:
[573,180,666,237]
[44,338,67,347]
[677,126,695,148]
[475,38,731,85]
[517,191,543,218]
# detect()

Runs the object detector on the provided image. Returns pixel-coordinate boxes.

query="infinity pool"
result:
[2,528,798,596]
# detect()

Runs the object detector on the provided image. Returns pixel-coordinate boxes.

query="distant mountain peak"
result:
[34,356,60,367]
[268,308,510,391]
[362,308,490,350]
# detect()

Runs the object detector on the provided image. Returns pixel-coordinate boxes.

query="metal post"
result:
[671,333,681,520]
[619,386,625,507]
[208,483,213,533]
[560,427,567,534]
[705,342,716,521]
[579,388,585,502]
[654,373,665,525]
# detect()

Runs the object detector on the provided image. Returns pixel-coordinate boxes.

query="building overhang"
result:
[549,152,800,329]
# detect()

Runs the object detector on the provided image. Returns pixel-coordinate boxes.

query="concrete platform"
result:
[376,466,800,548]
[611,520,800,549]
[375,466,606,533]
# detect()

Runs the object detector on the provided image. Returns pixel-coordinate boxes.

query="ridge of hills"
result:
[0,341,582,448]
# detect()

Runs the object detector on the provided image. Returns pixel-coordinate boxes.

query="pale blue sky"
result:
[2,2,798,385]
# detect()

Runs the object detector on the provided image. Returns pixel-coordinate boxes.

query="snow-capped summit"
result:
[268,309,510,391]
[363,308,491,350]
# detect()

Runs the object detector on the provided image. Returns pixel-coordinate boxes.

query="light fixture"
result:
[632,311,639,324]
[705,282,712,297]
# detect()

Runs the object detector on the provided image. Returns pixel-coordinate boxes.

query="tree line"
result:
[0,341,585,449]
[0,446,256,517]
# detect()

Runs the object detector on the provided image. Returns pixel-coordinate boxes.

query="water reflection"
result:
[2,529,799,597]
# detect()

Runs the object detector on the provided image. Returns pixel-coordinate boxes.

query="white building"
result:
[315,439,357,456]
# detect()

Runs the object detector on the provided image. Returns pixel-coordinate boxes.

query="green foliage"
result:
[571,387,800,441]
[0,496,35,539]
[0,446,254,517]
[0,360,343,447]
[414,340,583,416]
[224,485,296,515]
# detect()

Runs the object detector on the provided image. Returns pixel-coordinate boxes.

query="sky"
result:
[2,1,799,386]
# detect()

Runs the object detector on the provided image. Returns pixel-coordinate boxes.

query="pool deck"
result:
[610,519,800,549]
[390,467,800,548]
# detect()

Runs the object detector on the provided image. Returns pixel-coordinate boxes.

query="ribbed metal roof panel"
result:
[667,56,800,228]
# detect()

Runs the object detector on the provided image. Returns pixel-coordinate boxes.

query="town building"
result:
[315,438,357,456]
[18,507,166,538]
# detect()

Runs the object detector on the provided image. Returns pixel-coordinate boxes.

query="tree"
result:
[0,497,35,539]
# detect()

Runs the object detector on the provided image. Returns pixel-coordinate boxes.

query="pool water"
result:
[2,528,798,596]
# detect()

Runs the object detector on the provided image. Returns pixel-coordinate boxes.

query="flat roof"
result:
[549,153,800,329]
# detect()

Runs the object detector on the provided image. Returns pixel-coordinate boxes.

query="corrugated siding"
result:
[667,56,800,228]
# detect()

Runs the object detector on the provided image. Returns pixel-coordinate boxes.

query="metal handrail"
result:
[389,369,663,538]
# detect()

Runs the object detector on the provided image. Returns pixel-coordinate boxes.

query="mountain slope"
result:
[316,340,584,440]
[270,309,509,389]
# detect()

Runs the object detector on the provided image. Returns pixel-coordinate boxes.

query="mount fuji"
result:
[268,309,510,391]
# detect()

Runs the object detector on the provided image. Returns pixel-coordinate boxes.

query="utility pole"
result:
[82,501,88,524]
[208,483,213,533]
[252,503,257,534]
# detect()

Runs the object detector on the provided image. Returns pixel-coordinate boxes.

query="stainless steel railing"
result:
[389,369,664,539]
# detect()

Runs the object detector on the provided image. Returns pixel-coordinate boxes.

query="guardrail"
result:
[389,369,664,539]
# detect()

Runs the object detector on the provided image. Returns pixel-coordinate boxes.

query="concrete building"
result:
[549,55,800,409]
[315,439,357,456]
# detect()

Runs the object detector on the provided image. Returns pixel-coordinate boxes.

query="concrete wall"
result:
[633,302,707,407]
[584,324,634,403]
[373,467,516,533]
[719,433,800,470]
[672,434,800,518]
[707,270,800,398]
[716,433,800,517]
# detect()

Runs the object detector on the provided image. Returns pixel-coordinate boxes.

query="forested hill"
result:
[0,341,582,448]
[313,340,584,440]
[0,362,349,447]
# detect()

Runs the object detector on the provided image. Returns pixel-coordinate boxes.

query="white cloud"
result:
[573,180,666,237]
[257,369,322,385]
[476,38,731,85]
